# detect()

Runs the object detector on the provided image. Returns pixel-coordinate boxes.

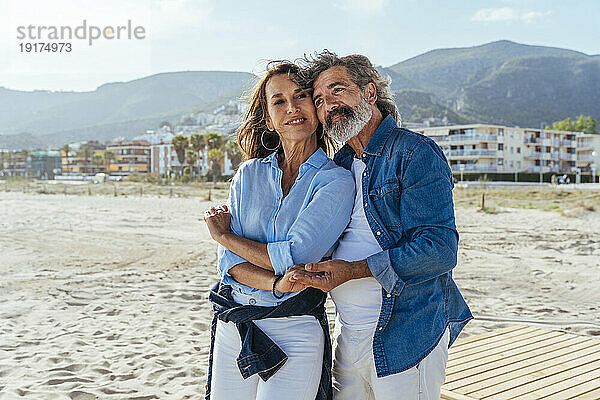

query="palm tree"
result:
[78,145,93,175]
[190,133,206,176]
[0,151,6,174]
[93,153,104,173]
[186,150,198,180]
[172,135,189,175]
[226,139,244,171]
[205,132,224,152]
[103,150,114,174]
[207,149,225,182]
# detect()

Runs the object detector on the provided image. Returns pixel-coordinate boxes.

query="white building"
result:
[418,124,589,175]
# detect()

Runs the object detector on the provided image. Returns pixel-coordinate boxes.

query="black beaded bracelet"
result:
[272,275,285,299]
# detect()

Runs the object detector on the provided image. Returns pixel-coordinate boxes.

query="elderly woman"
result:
[203,62,354,400]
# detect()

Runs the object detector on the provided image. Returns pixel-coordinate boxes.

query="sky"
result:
[1,0,599,92]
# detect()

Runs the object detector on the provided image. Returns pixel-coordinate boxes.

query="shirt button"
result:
[393,291,399,295]
[364,202,368,207]
[386,293,391,298]
[363,171,367,177]
[376,231,381,236]
[362,153,366,158]
[249,298,256,305]
[378,327,383,331]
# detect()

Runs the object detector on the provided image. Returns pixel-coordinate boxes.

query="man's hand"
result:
[289,259,372,292]
[274,265,309,293]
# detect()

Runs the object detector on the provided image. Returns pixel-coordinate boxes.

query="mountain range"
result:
[1,40,599,150]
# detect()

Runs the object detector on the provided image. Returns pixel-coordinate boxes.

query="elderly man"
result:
[291,51,472,399]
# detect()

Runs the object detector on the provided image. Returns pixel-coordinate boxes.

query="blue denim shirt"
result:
[218,147,354,305]
[333,115,473,377]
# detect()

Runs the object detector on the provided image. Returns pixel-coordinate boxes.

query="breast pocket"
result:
[368,179,402,228]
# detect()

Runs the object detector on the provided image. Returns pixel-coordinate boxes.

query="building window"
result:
[517,147,521,154]
[498,143,504,150]
[498,158,503,165]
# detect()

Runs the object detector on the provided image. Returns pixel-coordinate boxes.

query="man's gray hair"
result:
[299,50,401,124]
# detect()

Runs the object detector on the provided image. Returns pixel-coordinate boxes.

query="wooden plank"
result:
[440,388,478,400]
[450,325,527,349]
[575,386,600,400]
[521,367,600,399]
[468,355,600,399]
[450,326,532,353]
[444,337,598,390]
[544,378,600,400]
[448,327,557,362]
[446,331,571,374]
[449,326,542,360]
[451,325,528,348]
[445,335,587,384]
[446,341,600,393]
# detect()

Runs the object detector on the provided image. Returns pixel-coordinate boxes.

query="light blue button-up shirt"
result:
[217,147,355,306]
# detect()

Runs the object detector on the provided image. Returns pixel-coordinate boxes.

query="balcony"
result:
[524,137,540,144]
[577,154,596,161]
[559,153,576,161]
[525,166,560,173]
[445,149,497,157]
[524,151,542,159]
[433,134,497,143]
[551,152,560,160]
[451,164,497,172]
[559,140,575,147]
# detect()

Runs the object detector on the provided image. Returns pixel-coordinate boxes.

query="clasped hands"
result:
[204,205,368,292]
[204,205,232,244]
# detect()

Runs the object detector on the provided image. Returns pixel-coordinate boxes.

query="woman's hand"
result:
[274,265,309,293]
[204,205,231,243]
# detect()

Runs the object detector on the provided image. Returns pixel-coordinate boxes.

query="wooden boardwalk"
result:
[441,325,600,400]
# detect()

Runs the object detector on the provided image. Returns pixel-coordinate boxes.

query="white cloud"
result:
[471,7,552,23]
[335,0,389,15]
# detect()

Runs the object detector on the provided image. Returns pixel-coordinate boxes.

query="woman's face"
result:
[264,74,318,146]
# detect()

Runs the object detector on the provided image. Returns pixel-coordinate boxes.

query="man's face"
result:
[312,66,372,144]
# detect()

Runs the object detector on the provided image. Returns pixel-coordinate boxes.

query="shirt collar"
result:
[363,114,399,156]
[260,147,328,170]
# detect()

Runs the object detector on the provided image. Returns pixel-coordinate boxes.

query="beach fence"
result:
[441,325,600,399]
[1,179,231,199]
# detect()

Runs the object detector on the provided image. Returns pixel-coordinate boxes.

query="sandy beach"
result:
[1,188,599,399]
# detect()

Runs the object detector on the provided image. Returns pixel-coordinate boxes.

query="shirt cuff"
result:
[267,240,294,276]
[218,247,248,277]
[366,250,405,295]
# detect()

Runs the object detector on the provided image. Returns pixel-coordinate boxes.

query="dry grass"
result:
[1,178,230,201]
[453,186,600,216]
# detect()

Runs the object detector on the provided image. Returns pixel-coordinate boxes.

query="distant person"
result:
[203,62,354,400]
[290,51,472,399]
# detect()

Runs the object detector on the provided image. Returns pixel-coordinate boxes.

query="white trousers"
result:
[210,316,325,400]
[332,324,450,400]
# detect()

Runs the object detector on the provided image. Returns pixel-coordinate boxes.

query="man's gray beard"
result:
[324,97,372,144]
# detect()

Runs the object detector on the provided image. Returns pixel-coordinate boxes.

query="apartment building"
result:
[418,124,591,174]
[149,143,235,176]
[576,134,600,171]
[149,142,185,175]
[107,140,150,177]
